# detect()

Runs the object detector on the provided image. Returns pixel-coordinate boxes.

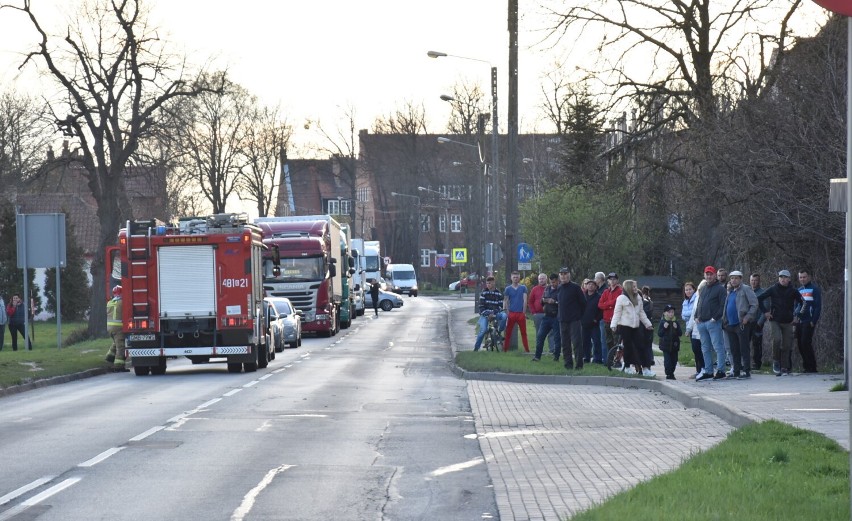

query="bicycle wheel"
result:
[488,329,502,351]
[482,329,493,351]
[606,344,624,371]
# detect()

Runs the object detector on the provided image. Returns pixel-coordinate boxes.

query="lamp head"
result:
[427,51,447,58]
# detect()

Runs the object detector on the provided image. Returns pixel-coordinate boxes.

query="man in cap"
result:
[694,266,728,381]
[597,272,622,352]
[758,270,804,376]
[722,271,759,379]
[533,273,561,361]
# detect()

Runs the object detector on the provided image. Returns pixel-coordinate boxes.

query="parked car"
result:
[264,297,303,350]
[449,273,479,292]
[364,289,404,312]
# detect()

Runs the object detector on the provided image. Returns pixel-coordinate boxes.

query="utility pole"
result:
[504,0,519,282]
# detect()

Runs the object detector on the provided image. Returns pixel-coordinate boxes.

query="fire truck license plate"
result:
[128,334,155,341]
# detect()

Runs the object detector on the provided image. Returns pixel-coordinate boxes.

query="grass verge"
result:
[0,321,107,389]
[571,420,850,521]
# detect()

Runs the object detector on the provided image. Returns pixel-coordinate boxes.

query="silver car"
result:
[264,297,303,350]
[365,289,404,312]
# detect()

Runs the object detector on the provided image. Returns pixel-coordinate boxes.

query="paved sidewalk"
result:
[444,300,849,520]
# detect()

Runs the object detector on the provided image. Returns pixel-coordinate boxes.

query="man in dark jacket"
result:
[794,269,821,373]
[694,266,728,381]
[581,280,603,363]
[533,274,561,361]
[759,270,804,375]
[556,267,587,370]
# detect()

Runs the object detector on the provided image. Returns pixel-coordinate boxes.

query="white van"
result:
[385,263,418,297]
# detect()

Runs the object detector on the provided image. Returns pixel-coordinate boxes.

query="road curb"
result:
[0,367,109,398]
[442,301,757,430]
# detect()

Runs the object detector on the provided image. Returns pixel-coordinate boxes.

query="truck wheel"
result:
[341,318,351,329]
[227,363,242,373]
[150,359,167,375]
[134,366,151,376]
[381,300,393,312]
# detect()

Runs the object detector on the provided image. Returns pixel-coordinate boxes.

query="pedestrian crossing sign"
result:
[451,248,467,264]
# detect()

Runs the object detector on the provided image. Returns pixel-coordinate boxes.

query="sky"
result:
[0,1,831,155]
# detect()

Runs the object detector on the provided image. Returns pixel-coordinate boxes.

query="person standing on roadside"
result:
[611,279,653,375]
[594,272,607,355]
[694,266,727,381]
[758,270,804,376]
[533,274,561,361]
[6,294,31,351]
[657,304,682,380]
[529,273,548,350]
[0,294,7,351]
[681,282,703,377]
[581,279,603,363]
[794,269,821,373]
[503,272,530,352]
[556,267,586,369]
[598,273,623,351]
[722,271,759,379]
[105,285,129,372]
[749,273,767,370]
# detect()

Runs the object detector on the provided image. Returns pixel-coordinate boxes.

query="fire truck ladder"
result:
[126,219,155,323]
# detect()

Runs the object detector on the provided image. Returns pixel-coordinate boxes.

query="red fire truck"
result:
[107,213,274,376]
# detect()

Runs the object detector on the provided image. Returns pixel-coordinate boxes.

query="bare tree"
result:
[544,0,806,126]
[0,89,51,192]
[6,0,221,336]
[443,81,486,135]
[239,103,291,217]
[307,103,359,224]
[172,72,248,214]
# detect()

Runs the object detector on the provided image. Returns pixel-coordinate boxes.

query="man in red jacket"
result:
[597,273,623,350]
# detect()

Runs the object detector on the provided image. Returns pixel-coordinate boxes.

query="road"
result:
[0,297,496,520]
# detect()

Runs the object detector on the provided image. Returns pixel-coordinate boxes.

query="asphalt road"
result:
[0,297,496,520]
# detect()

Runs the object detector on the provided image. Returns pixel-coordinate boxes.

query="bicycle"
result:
[606,342,625,371]
[480,314,504,352]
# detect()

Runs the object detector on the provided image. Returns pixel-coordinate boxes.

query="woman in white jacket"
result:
[611,279,653,375]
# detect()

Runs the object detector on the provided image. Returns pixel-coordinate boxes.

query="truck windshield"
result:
[365,256,380,272]
[395,270,416,279]
[263,257,324,281]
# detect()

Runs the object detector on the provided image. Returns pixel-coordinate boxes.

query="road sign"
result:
[517,243,533,262]
[518,262,532,271]
[451,248,467,264]
[811,0,852,16]
[435,255,448,268]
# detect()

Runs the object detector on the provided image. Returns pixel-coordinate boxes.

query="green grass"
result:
[571,420,850,521]
[0,321,107,389]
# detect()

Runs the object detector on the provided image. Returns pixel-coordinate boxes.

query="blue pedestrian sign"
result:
[517,243,533,262]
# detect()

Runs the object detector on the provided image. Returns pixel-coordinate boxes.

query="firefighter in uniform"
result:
[105,286,129,372]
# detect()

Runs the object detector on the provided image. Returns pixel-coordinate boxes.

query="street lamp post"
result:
[428,50,500,280]
[390,192,421,268]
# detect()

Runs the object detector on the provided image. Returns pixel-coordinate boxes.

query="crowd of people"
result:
[473,265,823,380]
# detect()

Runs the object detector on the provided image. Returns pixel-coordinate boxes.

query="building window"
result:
[420,215,430,232]
[439,214,447,233]
[420,249,431,267]
[450,214,462,232]
[326,199,352,216]
[357,187,370,202]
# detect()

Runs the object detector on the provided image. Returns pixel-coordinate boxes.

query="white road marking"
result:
[272,368,286,374]
[0,477,83,521]
[259,374,272,380]
[786,408,846,412]
[230,464,295,521]
[429,457,485,477]
[751,392,800,397]
[129,425,165,442]
[0,476,55,506]
[256,420,272,432]
[199,398,223,408]
[278,414,327,418]
[243,381,259,388]
[78,447,125,467]
[223,388,242,397]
